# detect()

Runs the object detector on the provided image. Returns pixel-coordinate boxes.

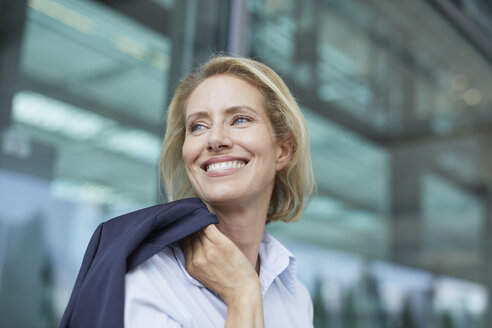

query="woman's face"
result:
[182,74,291,208]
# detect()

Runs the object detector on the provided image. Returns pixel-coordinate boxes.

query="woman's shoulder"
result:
[126,245,179,277]
[129,242,196,288]
[295,279,313,305]
[125,244,187,307]
[125,245,196,327]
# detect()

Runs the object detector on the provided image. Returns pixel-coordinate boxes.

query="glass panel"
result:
[250,0,492,134]
[1,0,172,325]
[251,0,492,327]
[17,0,171,205]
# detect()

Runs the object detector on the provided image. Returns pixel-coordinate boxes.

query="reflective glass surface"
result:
[250,0,492,327]
[1,0,491,327]
[1,0,171,326]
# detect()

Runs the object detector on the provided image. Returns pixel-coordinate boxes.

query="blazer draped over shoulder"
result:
[59,198,218,328]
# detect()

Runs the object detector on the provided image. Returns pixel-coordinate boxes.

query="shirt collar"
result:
[259,232,297,296]
[170,232,297,296]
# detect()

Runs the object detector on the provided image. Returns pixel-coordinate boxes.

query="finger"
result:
[195,230,205,251]
[191,231,204,257]
[199,228,215,247]
[202,224,226,245]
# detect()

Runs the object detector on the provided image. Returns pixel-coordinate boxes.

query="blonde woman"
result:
[60,56,314,328]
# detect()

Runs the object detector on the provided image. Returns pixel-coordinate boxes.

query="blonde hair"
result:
[160,56,314,222]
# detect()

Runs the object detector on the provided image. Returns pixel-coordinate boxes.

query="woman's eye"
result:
[232,116,251,125]
[189,123,206,132]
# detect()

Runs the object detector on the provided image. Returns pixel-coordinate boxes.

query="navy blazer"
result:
[59,198,219,328]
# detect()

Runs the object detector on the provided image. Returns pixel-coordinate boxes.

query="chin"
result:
[197,186,249,206]
[201,192,243,206]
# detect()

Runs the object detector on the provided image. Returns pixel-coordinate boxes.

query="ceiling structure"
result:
[251,0,492,287]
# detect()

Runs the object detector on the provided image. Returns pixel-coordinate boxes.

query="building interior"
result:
[0,0,491,327]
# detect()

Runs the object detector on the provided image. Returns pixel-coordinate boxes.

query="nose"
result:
[207,125,232,152]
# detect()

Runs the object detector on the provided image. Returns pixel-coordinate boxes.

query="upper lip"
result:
[200,156,250,170]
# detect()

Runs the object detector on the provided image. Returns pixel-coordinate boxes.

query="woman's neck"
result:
[207,201,268,273]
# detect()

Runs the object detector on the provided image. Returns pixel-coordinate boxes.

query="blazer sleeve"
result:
[58,222,104,328]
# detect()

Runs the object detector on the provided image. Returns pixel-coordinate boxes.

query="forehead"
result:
[185,74,266,116]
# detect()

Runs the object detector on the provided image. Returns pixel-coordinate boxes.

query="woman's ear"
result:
[275,140,293,171]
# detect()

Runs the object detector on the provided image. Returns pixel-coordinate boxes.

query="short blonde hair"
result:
[160,56,314,222]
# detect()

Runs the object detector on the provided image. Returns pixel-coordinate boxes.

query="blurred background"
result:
[0,0,491,327]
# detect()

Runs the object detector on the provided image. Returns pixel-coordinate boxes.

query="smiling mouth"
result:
[204,160,247,173]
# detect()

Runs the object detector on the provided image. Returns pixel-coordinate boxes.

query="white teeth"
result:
[206,160,246,172]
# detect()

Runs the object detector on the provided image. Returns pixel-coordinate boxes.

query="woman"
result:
[60,56,314,328]
[124,56,314,327]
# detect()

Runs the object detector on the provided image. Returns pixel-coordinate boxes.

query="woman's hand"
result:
[183,225,264,328]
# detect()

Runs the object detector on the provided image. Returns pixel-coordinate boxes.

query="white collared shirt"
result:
[124,232,313,327]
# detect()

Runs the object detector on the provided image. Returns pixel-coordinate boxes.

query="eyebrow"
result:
[185,106,260,122]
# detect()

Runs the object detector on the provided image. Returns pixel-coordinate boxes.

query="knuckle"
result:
[205,248,218,260]
[192,256,206,268]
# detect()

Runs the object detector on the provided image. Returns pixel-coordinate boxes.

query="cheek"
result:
[182,139,197,167]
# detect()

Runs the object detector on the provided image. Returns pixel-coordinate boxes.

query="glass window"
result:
[1,0,491,326]
[250,0,492,326]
